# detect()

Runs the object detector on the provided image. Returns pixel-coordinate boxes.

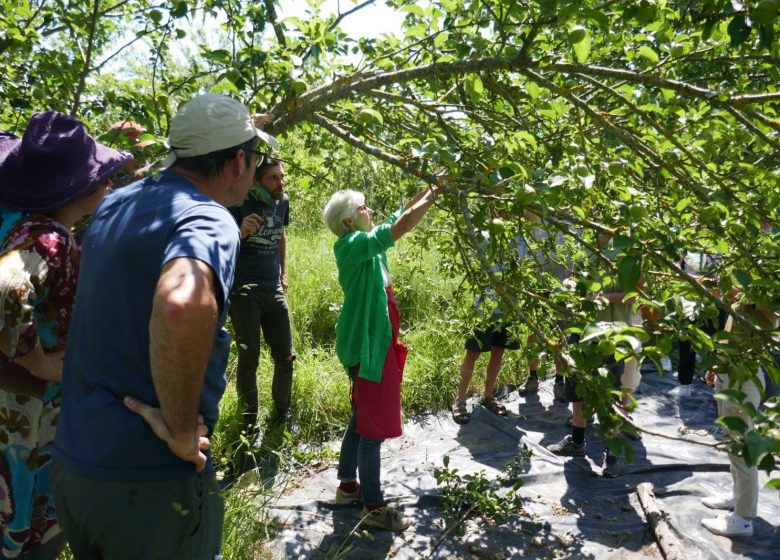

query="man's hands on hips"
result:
[124,396,210,472]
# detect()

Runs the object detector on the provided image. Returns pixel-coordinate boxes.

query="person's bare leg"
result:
[483,347,505,398]
[571,401,586,428]
[457,351,480,401]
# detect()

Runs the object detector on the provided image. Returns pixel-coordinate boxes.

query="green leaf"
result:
[637,45,660,64]
[766,478,780,489]
[208,49,232,63]
[675,197,693,212]
[524,81,541,99]
[618,326,651,343]
[171,2,188,18]
[733,270,752,289]
[612,235,634,250]
[745,431,777,466]
[464,74,484,103]
[727,15,752,47]
[617,256,642,292]
[434,32,449,48]
[571,33,591,63]
[580,322,610,343]
[401,4,425,17]
[516,130,538,150]
[582,9,610,30]
[716,415,748,433]
[687,324,714,351]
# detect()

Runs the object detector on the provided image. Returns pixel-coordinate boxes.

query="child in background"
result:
[452,323,519,424]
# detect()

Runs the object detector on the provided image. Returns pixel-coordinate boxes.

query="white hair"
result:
[323,189,364,237]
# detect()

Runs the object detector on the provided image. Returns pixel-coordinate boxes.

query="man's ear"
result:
[343,217,352,229]
[230,149,247,178]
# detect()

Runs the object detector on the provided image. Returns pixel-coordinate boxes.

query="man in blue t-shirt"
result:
[228,157,295,440]
[52,93,279,559]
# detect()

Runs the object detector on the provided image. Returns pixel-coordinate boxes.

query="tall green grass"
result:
[217,226,531,443]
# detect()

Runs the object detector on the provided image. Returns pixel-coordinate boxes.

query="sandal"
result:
[452,400,471,424]
[480,396,508,417]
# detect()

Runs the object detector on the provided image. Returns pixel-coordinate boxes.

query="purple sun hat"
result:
[0,111,133,213]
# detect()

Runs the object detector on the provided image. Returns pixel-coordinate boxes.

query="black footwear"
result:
[547,435,586,456]
[270,408,300,436]
[518,376,539,396]
[602,451,621,478]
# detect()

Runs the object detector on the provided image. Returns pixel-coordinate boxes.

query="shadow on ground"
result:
[262,363,780,559]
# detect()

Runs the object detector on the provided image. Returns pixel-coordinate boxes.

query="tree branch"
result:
[549,62,780,105]
[70,0,102,116]
[308,112,442,185]
[263,0,286,46]
[270,55,780,137]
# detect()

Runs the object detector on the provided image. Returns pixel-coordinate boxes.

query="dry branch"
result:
[636,482,687,560]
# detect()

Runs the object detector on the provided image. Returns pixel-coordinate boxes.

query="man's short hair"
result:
[255,156,282,181]
[175,137,257,179]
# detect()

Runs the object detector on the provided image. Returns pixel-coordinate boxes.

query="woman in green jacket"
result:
[323,184,438,531]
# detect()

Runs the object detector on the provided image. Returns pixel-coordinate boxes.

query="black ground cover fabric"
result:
[266,363,779,559]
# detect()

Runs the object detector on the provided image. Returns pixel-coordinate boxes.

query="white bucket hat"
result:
[162,94,279,167]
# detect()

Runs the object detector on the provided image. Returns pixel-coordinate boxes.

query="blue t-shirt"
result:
[53,171,239,480]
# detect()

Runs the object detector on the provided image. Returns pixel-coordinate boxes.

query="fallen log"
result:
[636,482,686,560]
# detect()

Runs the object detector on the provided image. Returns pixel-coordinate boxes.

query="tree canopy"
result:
[2,0,779,478]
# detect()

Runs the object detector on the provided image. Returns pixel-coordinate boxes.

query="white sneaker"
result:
[668,385,692,397]
[702,494,734,511]
[701,513,753,537]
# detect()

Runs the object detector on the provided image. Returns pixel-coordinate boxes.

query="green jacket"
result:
[334,211,401,382]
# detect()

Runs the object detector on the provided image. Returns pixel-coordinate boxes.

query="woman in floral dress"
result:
[0,112,130,558]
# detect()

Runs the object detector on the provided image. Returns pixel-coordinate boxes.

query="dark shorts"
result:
[465,326,520,352]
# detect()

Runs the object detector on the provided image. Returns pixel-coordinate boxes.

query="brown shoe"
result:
[452,400,471,424]
[481,395,508,417]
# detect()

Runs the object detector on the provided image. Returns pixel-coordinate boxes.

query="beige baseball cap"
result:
[162,94,279,167]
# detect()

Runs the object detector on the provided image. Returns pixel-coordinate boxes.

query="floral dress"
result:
[0,207,79,557]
